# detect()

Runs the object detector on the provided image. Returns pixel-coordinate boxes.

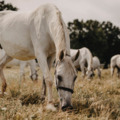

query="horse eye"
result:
[57,75,62,81]
[74,76,77,82]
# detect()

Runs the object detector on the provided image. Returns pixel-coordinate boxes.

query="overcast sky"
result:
[6,0,120,27]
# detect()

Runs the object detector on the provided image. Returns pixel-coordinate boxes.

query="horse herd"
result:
[0,4,119,111]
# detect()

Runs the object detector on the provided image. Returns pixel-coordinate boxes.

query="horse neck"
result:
[48,10,70,60]
[30,4,70,60]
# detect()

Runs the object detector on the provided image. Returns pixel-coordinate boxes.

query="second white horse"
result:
[71,47,93,79]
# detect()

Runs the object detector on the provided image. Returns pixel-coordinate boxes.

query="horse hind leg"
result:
[111,66,115,77]
[0,54,13,96]
[116,66,120,78]
[28,60,38,82]
[19,61,26,86]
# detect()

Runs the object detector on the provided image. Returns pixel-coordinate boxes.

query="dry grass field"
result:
[0,66,120,120]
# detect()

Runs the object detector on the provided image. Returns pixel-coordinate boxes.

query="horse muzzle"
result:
[61,98,73,111]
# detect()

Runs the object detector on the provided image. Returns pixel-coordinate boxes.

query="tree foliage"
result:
[0,1,18,11]
[68,19,120,68]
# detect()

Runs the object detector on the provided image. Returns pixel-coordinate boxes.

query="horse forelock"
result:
[55,56,77,76]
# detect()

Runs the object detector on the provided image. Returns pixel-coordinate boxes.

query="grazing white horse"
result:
[0,4,79,110]
[92,56,101,78]
[110,54,120,78]
[70,47,93,79]
[0,49,38,82]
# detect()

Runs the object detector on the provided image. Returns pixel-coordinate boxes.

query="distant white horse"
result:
[71,47,93,79]
[0,4,79,110]
[110,54,120,78]
[92,56,101,78]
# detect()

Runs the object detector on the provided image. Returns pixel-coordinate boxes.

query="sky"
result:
[5,0,120,27]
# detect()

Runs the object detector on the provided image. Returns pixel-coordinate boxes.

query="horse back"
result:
[0,11,35,60]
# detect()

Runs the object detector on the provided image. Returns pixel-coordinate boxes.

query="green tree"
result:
[68,19,120,68]
[0,1,18,11]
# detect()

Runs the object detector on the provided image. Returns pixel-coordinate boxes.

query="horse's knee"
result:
[46,79,53,86]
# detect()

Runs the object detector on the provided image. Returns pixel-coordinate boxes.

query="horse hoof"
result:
[46,103,56,111]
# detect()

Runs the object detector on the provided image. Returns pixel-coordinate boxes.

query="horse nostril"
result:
[62,105,67,111]
[62,105,73,111]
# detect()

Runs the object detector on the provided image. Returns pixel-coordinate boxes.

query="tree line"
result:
[0,1,17,11]
[68,19,120,68]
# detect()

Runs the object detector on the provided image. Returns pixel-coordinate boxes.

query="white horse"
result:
[92,56,101,78]
[0,49,38,83]
[0,4,79,110]
[70,47,93,79]
[110,54,120,78]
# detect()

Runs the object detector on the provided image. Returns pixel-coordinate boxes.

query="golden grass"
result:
[0,67,120,120]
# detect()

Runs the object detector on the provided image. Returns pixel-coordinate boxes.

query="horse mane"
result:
[47,5,70,59]
[53,10,69,58]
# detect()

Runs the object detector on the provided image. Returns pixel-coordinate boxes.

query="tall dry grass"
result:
[0,66,120,120]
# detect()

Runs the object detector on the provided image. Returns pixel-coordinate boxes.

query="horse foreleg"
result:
[41,54,55,101]
[37,55,53,102]
[0,54,13,96]
[36,52,56,111]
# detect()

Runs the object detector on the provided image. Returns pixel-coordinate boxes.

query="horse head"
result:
[55,50,79,110]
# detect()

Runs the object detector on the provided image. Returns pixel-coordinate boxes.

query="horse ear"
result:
[59,50,64,61]
[72,50,80,62]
